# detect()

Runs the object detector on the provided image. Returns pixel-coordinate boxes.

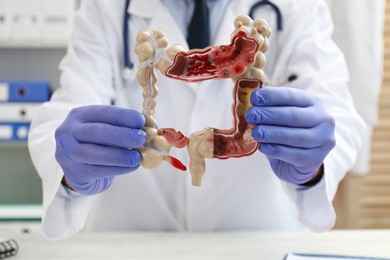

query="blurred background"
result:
[0,0,387,229]
[333,0,389,229]
[0,0,80,223]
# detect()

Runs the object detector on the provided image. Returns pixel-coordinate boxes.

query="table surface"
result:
[1,226,390,260]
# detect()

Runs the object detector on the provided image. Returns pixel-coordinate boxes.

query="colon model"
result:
[134,15,271,186]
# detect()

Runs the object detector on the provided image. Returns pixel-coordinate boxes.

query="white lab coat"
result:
[325,0,385,174]
[28,0,365,241]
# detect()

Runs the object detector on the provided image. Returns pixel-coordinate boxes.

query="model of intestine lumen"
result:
[134,15,271,186]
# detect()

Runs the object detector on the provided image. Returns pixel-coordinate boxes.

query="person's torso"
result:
[83,0,319,232]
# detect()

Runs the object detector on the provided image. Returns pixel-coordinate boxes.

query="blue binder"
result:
[0,122,30,142]
[0,81,51,102]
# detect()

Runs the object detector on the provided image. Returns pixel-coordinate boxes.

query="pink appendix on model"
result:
[134,15,271,186]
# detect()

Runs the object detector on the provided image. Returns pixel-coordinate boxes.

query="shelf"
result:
[0,142,28,148]
[0,204,42,221]
[0,40,68,49]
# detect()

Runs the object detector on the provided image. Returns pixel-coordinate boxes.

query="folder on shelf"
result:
[0,122,30,141]
[0,80,51,102]
[0,103,41,122]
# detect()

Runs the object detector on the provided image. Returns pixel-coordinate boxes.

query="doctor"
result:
[28,0,365,241]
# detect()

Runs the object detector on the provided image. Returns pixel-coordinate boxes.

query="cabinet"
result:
[0,0,78,46]
[0,0,80,219]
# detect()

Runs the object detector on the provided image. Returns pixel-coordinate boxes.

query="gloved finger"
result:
[252,124,331,148]
[250,87,318,107]
[67,176,114,195]
[73,123,146,148]
[69,164,140,180]
[268,159,316,184]
[245,105,329,127]
[66,143,142,167]
[71,105,145,129]
[259,143,330,171]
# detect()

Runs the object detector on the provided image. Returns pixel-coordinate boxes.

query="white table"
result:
[1,227,390,259]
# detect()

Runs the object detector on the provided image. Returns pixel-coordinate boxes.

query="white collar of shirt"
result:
[160,0,231,42]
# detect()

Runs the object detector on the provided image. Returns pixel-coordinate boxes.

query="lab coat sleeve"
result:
[279,0,366,231]
[28,0,118,240]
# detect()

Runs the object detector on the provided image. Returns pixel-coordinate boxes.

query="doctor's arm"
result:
[246,1,365,231]
[28,0,133,240]
[56,105,146,195]
[246,87,334,186]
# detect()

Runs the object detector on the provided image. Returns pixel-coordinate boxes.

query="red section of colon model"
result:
[164,31,261,160]
[213,79,261,159]
[166,31,259,82]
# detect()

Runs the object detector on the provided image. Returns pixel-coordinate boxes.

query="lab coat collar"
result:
[128,0,195,95]
[127,0,188,48]
[127,0,157,18]
[212,1,248,46]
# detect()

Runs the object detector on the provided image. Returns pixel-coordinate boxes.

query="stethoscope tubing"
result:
[123,0,133,71]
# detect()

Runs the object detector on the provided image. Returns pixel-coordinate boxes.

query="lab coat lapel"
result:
[128,0,188,48]
[212,0,251,46]
[192,1,252,130]
[128,0,196,131]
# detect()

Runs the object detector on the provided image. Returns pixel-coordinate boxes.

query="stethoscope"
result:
[249,0,298,85]
[122,0,135,81]
[122,0,297,85]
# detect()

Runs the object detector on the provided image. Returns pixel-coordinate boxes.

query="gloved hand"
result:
[245,87,335,185]
[55,105,146,195]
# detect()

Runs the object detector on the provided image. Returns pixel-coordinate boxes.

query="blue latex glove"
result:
[55,105,146,195]
[245,87,335,185]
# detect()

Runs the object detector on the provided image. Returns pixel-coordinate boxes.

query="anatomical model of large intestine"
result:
[134,15,271,186]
